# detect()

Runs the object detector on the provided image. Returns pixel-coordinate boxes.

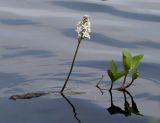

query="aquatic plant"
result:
[108,48,144,91]
[60,15,91,93]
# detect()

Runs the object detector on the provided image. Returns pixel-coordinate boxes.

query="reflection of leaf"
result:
[107,105,124,115]
[107,90,143,117]
[130,100,143,116]
[124,101,132,116]
[125,90,143,116]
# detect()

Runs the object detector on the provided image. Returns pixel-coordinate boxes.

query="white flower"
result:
[76,15,91,39]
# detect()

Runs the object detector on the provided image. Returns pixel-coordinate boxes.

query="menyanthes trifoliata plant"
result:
[61,15,91,93]
[107,48,144,91]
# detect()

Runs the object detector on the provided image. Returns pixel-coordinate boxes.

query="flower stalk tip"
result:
[76,15,91,39]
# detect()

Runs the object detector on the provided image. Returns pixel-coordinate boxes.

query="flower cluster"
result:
[76,15,91,39]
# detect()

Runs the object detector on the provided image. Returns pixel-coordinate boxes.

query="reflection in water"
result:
[107,90,143,117]
[96,86,105,95]
[61,93,82,123]
[96,75,105,95]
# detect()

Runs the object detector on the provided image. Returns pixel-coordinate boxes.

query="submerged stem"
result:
[60,38,82,93]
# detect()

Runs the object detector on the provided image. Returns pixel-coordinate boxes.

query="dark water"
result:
[0,89,159,123]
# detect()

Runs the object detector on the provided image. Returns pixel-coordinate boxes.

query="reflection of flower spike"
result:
[76,15,91,39]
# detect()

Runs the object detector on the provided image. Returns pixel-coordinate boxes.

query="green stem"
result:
[109,82,113,91]
[124,79,134,89]
[60,38,82,93]
[122,73,128,87]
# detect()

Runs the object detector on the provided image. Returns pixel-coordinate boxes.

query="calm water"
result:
[0,0,160,123]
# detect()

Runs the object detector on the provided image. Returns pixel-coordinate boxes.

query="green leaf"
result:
[107,60,117,82]
[107,60,125,82]
[108,69,115,82]
[110,60,118,74]
[122,49,132,72]
[116,71,126,80]
[130,54,144,71]
[132,70,140,81]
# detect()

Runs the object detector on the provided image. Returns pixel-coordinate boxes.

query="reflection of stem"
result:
[61,38,82,93]
[96,75,104,87]
[61,93,82,123]
[123,91,127,102]
[109,90,113,106]
[124,90,143,116]
[96,75,105,94]
[124,90,133,101]
[96,86,104,95]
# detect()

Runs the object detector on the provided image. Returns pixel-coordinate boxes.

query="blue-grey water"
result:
[0,0,160,123]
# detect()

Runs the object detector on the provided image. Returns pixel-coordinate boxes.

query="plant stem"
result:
[109,82,113,91]
[122,73,128,87]
[60,38,82,93]
[124,79,134,89]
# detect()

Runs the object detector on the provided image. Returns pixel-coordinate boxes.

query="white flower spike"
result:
[61,15,91,93]
[76,15,91,39]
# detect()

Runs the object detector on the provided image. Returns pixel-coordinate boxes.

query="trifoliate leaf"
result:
[108,69,115,82]
[108,60,125,82]
[116,71,125,80]
[107,60,118,82]
[132,70,140,81]
[130,54,144,71]
[122,49,132,72]
[110,60,118,75]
